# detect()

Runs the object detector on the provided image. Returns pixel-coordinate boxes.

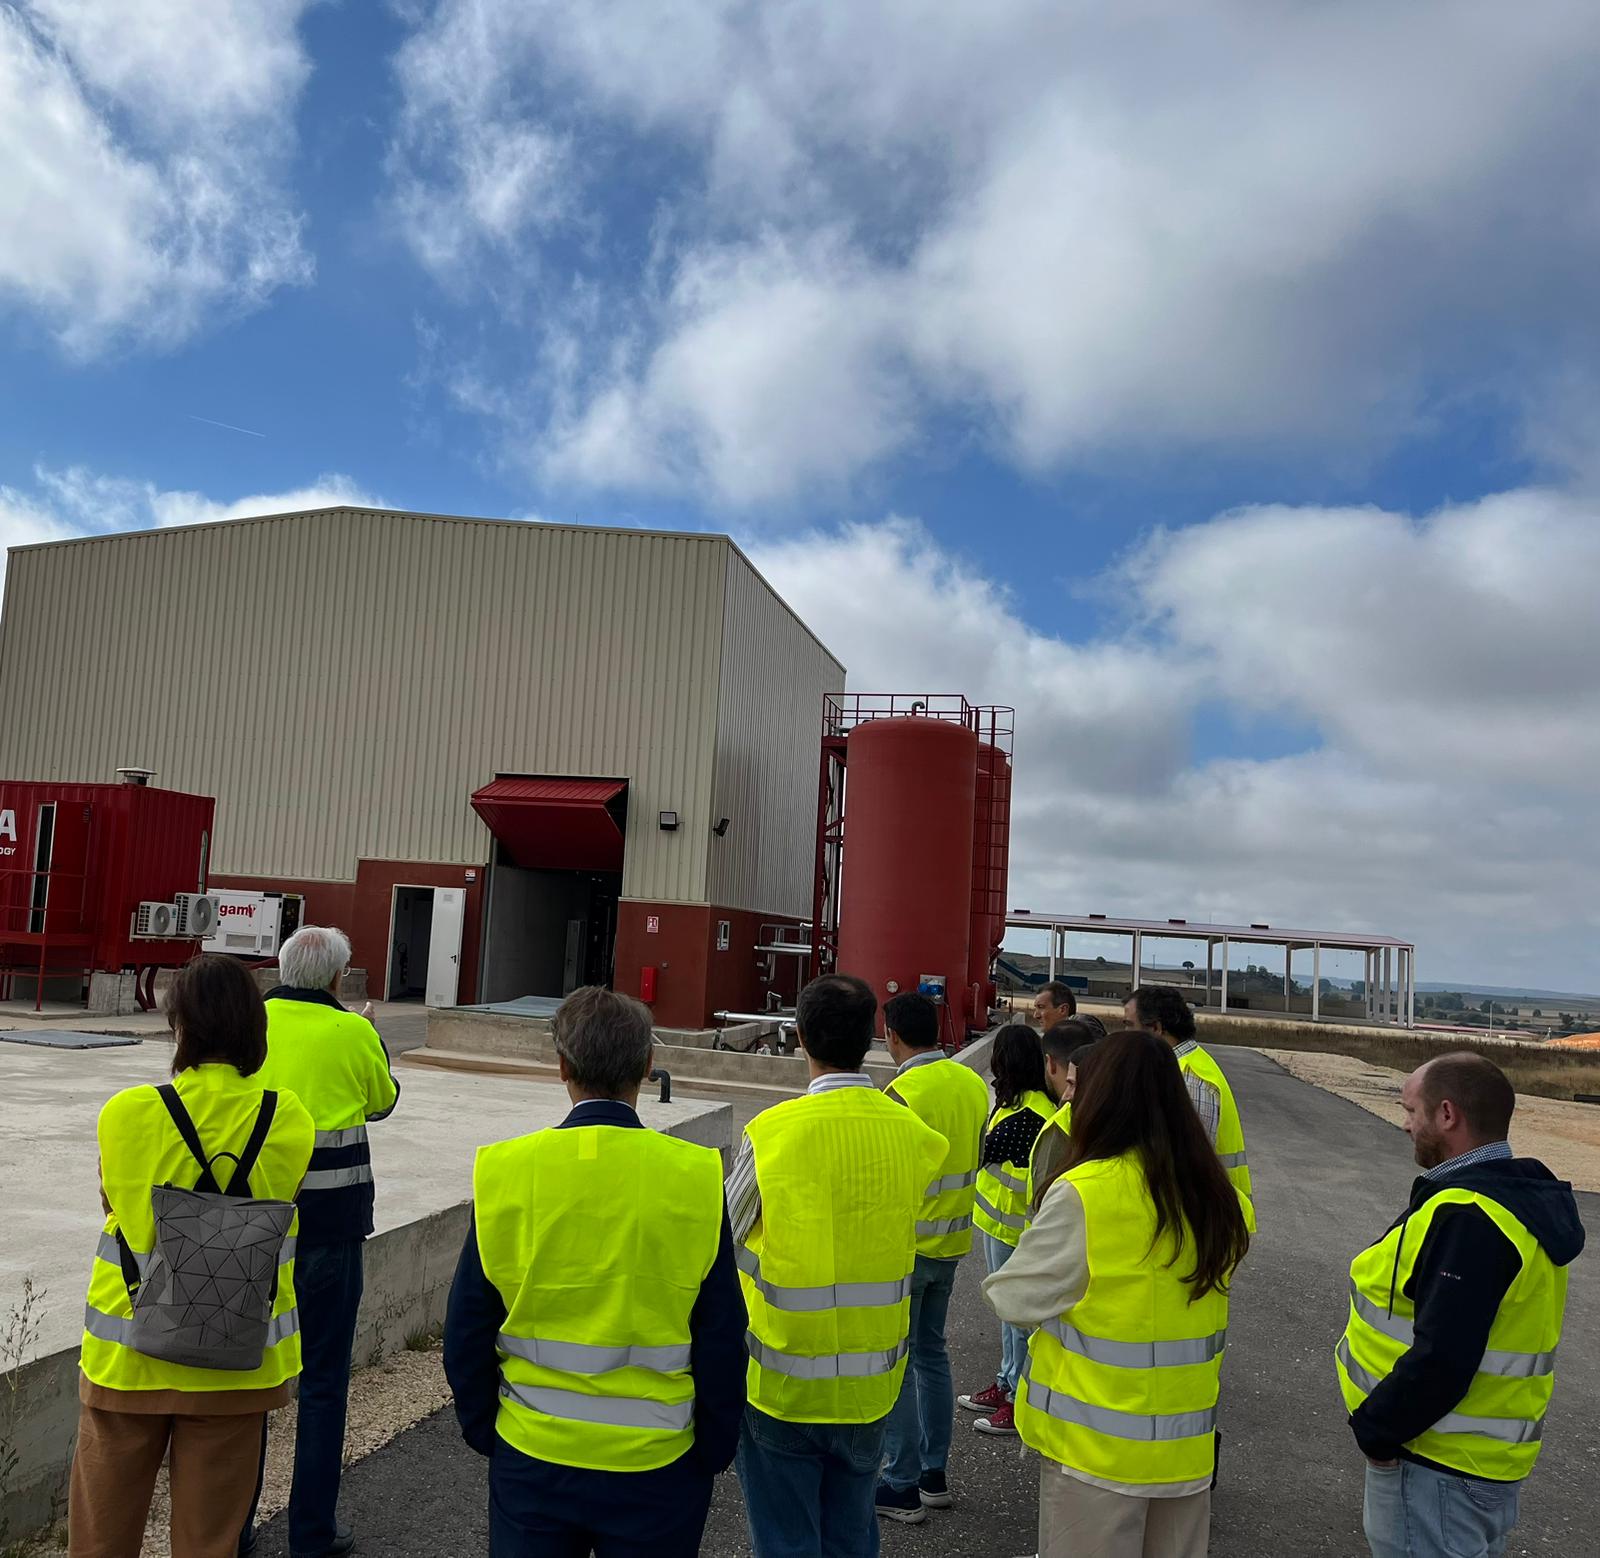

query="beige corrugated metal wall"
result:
[0,509,731,904]
[708,548,846,916]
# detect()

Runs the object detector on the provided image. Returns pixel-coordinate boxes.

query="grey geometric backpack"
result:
[117,1084,296,1371]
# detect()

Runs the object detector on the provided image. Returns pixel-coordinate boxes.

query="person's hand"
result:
[1366,1458,1400,1469]
[361,1001,375,1021]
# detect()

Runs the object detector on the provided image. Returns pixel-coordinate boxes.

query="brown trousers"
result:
[68,1404,266,1558]
[1039,1465,1211,1558]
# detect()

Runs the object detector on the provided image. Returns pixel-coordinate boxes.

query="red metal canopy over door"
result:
[470,777,628,873]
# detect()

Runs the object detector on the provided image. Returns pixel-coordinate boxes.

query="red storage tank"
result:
[0,779,216,982]
[837,717,977,1041]
[966,743,1013,1026]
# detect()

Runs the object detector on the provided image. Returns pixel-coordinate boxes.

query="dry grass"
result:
[1196,1015,1600,1101]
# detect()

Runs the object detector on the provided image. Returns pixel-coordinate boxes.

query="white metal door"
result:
[425,888,466,1008]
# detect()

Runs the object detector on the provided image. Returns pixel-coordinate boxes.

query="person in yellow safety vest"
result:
[985,1029,1251,1558]
[1336,1053,1584,1558]
[874,992,992,1522]
[1022,1016,1107,1219]
[728,974,947,1558]
[443,986,747,1558]
[956,1024,1054,1440]
[1125,987,1253,1207]
[241,925,400,1558]
[70,955,314,1558]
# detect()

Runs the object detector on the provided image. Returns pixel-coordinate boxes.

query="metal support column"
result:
[1382,946,1392,1024]
[1284,944,1293,1013]
[1220,937,1230,1013]
[1048,925,1058,983]
[1206,939,1215,1010]
[1131,930,1142,993]
[1407,948,1416,1027]
[1312,942,1321,1021]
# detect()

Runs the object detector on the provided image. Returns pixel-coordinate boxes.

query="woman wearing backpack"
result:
[70,955,314,1558]
[984,1029,1251,1558]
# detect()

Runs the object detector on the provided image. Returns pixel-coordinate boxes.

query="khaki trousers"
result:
[1039,1464,1211,1558]
[68,1404,266,1558]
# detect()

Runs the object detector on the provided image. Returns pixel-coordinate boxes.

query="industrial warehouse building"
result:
[0,507,844,1028]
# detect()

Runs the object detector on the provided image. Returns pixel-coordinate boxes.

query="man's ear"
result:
[557,1052,572,1084]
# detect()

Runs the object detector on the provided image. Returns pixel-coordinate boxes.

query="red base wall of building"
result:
[210,859,485,1003]
[614,900,804,1029]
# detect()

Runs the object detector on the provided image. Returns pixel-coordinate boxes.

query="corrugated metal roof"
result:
[1005,911,1413,950]
[473,777,627,806]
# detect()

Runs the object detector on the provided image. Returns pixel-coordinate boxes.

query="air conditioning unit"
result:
[174,893,220,939]
[134,901,179,939]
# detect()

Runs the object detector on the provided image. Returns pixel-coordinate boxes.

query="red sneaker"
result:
[974,1401,1018,1436]
[957,1382,1008,1413]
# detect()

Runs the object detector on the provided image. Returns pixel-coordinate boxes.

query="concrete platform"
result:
[0,1036,732,1539]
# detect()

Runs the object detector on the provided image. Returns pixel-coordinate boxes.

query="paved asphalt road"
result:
[253,1049,1600,1557]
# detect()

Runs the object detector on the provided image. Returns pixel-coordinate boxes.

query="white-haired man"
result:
[242,926,398,1558]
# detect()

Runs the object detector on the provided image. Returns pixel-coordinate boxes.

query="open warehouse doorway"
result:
[470,776,628,1004]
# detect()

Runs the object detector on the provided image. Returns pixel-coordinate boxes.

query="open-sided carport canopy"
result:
[470,776,628,873]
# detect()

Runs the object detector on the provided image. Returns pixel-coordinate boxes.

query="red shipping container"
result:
[0,780,216,982]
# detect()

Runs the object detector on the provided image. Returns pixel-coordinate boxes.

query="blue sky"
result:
[3,0,1598,989]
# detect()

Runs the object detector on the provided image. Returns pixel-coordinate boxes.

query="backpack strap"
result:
[155,1083,221,1191]
[230,1091,279,1199]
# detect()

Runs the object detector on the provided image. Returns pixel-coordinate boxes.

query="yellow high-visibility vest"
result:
[1025,1100,1071,1213]
[474,1122,723,1472]
[1336,1189,1567,1481]
[886,1055,992,1259]
[82,1064,314,1393]
[975,1089,1055,1247]
[741,1087,947,1424]
[1177,1043,1253,1202]
[1015,1150,1234,1487]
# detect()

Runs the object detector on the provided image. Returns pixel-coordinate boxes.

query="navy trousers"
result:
[488,1444,715,1557]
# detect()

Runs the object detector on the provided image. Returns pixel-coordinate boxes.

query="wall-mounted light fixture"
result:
[659,811,679,832]
[713,817,731,837]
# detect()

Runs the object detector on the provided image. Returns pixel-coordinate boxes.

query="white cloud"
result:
[389,0,1600,503]
[0,3,313,356]
[0,467,379,597]
[749,493,1600,990]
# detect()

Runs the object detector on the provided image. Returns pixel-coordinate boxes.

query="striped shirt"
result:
[1423,1140,1513,1180]
[1172,1039,1221,1146]
[726,1071,876,1243]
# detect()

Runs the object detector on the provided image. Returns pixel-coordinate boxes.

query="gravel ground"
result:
[1260,1047,1600,1192]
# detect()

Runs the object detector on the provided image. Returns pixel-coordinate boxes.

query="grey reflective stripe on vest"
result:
[1041,1317,1226,1369]
[498,1331,692,1375]
[84,1302,300,1348]
[974,1191,1026,1232]
[925,1169,978,1197]
[745,1330,909,1380]
[1217,1151,1248,1169]
[1349,1285,1415,1345]
[736,1246,911,1312]
[313,1124,370,1150]
[300,1164,375,1191]
[96,1230,295,1274]
[983,1164,1028,1196]
[1023,1361,1215,1441]
[1337,1337,1382,1395]
[1349,1288,1555,1379]
[498,1377,693,1433]
[1432,1410,1545,1444]
[917,1215,971,1238]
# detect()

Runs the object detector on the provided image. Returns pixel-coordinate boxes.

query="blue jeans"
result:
[1364,1461,1521,1558]
[880,1255,957,1491]
[982,1232,1026,1394]
[737,1407,886,1558]
[488,1443,713,1557]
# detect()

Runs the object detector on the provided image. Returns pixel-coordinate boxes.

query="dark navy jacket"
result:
[443,1098,748,1481]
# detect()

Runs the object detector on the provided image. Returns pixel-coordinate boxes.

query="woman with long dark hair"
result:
[957,1025,1054,1434]
[984,1029,1251,1558]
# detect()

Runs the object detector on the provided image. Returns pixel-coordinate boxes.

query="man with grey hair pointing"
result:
[241,925,399,1558]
